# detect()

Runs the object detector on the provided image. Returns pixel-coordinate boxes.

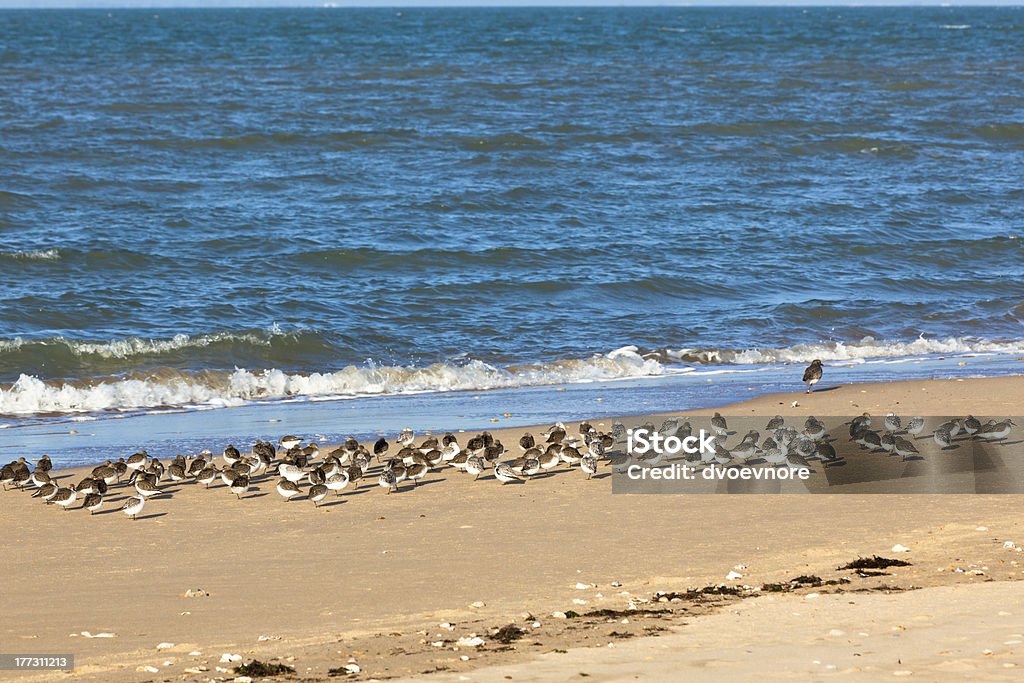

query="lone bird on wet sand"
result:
[802,359,823,393]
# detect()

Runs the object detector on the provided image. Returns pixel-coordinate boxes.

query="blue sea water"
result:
[1,7,1023,450]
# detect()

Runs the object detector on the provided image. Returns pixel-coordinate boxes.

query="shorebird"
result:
[939,419,962,438]
[406,461,428,486]
[279,463,305,484]
[0,464,15,490]
[397,428,414,448]
[978,419,1015,441]
[31,469,51,488]
[861,430,883,451]
[121,496,145,520]
[849,413,872,437]
[465,455,485,479]
[880,432,896,453]
[815,442,838,463]
[804,417,826,441]
[373,437,389,461]
[539,445,561,470]
[36,455,52,473]
[223,444,241,465]
[906,417,925,438]
[494,463,523,485]
[168,463,187,482]
[279,435,302,450]
[963,415,982,436]
[711,413,728,436]
[378,469,397,494]
[126,450,148,472]
[884,414,901,433]
[560,445,583,467]
[134,474,161,498]
[441,440,461,462]
[934,428,952,449]
[197,465,218,488]
[49,485,77,511]
[894,437,919,460]
[765,415,785,432]
[326,471,350,495]
[545,423,566,445]
[307,483,328,507]
[580,455,598,479]
[83,492,103,515]
[229,474,250,499]
[32,482,58,501]
[276,478,301,500]
[519,433,536,452]
[802,359,823,393]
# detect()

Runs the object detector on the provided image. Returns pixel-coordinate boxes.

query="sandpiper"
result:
[978,419,1015,441]
[126,450,148,472]
[223,444,241,465]
[276,478,301,500]
[894,437,919,460]
[134,474,161,498]
[307,483,328,507]
[934,428,952,449]
[406,461,429,486]
[580,455,598,479]
[326,471,350,495]
[963,415,982,436]
[378,469,398,494]
[802,359,823,393]
[279,462,305,484]
[494,462,523,485]
[884,413,901,433]
[229,474,250,499]
[711,413,728,436]
[373,437,389,461]
[397,428,414,448]
[815,442,838,463]
[49,484,77,511]
[121,495,145,520]
[32,482,58,501]
[804,417,826,441]
[519,433,536,452]
[83,492,103,515]
[906,417,925,438]
[765,415,785,431]
[279,435,302,450]
[197,465,218,488]
[36,455,52,472]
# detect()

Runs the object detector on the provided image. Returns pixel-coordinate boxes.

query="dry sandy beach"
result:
[1,375,1023,682]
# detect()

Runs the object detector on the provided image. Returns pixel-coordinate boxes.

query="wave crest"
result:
[0,351,666,416]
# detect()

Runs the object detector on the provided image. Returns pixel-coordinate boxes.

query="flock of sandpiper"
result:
[0,412,1016,518]
[0,423,611,519]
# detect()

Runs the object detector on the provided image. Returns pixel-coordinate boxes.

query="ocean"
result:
[1,6,1023,462]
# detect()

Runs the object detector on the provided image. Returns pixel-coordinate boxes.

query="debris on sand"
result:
[838,556,912,571]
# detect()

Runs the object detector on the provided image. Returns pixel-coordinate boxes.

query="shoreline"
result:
[1,374,1022,681]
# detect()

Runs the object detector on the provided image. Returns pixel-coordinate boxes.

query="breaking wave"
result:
[664,336,1024,365]
[1,336,1021,417]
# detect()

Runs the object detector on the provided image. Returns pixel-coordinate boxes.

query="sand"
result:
[0,375,1022,681]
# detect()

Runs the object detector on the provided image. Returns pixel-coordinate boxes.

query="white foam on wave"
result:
[0,324,292,360]
[1,249,61,261]
[2,336,1021,417]
[669,336,1024,365]
[941,24,971,30]
[0,351,674,416]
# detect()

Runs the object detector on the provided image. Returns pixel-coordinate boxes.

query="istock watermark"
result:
[611,415,1024,494]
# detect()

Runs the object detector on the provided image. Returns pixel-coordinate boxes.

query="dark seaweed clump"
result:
[838,556,912,570]
[235,660,295,677]
[492,624,525,644]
